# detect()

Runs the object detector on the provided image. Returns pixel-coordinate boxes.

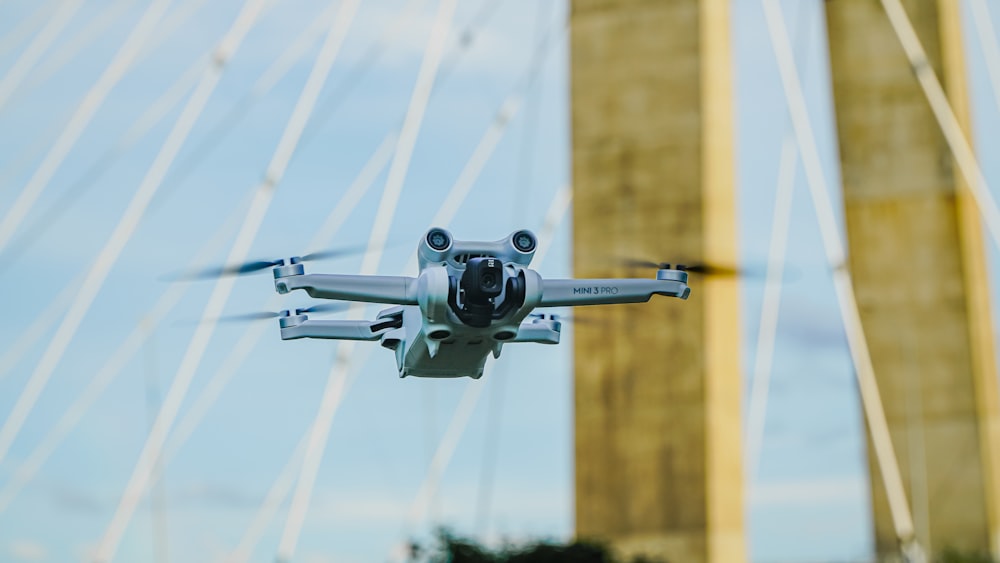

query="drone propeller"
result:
[619,257,743,277]
[165,243,375,281]
[181,303,350,325]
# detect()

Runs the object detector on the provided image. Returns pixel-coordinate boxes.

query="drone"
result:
[253,228,691,379]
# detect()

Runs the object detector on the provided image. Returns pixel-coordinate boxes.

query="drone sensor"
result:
[511,230,536,253]
[426,228,452,251]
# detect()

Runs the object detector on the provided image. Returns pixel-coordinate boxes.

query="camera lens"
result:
[481,272,498,289]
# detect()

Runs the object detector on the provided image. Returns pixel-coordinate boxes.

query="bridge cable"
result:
[761,0,923,559]
[744,0,815,490]
[0,0,84,112]
[90,1,361,559]
[880,0,1000,251]
[0,0,174,252]
[390,185,571,560]
[274,1,458,560]
[969,0,1000,120]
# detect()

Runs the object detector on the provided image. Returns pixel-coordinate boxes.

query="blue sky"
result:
[0,0,998,562]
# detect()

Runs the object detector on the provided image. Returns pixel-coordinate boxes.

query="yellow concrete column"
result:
[825,0,1000,557]
[570,1,743,561]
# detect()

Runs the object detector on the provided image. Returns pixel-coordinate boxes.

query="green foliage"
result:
[408,529,664,563]
[936,547,997,563]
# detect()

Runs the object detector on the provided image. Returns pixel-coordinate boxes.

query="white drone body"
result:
[272,228,690,378]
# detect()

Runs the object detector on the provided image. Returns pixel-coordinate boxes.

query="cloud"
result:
[750,476,868,506]
[8,540,47,562]
[48,485,104,514]
[173,481,262,510]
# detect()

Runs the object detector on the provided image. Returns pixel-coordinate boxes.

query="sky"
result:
[0,1,998,562]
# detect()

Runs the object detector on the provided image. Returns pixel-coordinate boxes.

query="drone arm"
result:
[280,318,401,341]
[275,274,418,305]
[538,276,690,307]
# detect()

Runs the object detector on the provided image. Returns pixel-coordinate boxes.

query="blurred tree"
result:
[936,546,997,563]
[409,529,665,563]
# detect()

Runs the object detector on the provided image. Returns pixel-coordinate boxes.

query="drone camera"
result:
[450,257,505,328]
[463,257,503,302]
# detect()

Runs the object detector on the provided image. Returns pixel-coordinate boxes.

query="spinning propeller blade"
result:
[181,303,350,325]
[619,257,745,278]
[164,243,380,281]
[299,243,373,262]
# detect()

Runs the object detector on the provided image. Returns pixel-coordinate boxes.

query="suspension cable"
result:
[0,0,324,272]
[0,275,78,383]
[761,0,922,559]
[275,2,457,560]
[0,0,268,473]
[744,137,797,485]
[159,133,396,467]
[223,13,541,558]
[0,129,390,520]
[0,193,250,515]
[0,57,205,272]
[391,185,571,560]
[744,0,814,488]
[0,0,174,252]
[879,0,1000,250]
[91,0,360,557]
[0,0,84,112]
[84,7,521,557]
[969,0,1000,119]
[15,0,133,96]
[152,0,502,487]
[0,0,59,60]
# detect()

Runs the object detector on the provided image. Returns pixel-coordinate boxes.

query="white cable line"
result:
[147,4,499,553]
[885,1,1000,556]
[159,133,396,466]
[0,11,215,368]
[92,1,359,559]
[0,129,387,527]
[0,0,84,112]
[881,0,1000,251]
[405,102,521,273]
[4,0,333,267]
[0,0,190,205]
[0,0,59,60]
[251,0,344,96]
[0,276,78,382]
[0,0,266,471]
[392,185,571,559]
[233,25,527,551]
[743,0,812,492]
[18,0,245,105]
[116,60,207,149]
[16,0,135,96]
[232,6,545,554]
[0,196,250,515]
[761,0,920,556]
[131,0,217,67]
[744,137,796,484]
[403,20,566,278]
[0,0,174,253]
[275,2,457,559]
[227,433,310,563]
[279,14,566,554]
[970,0,1000,118]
